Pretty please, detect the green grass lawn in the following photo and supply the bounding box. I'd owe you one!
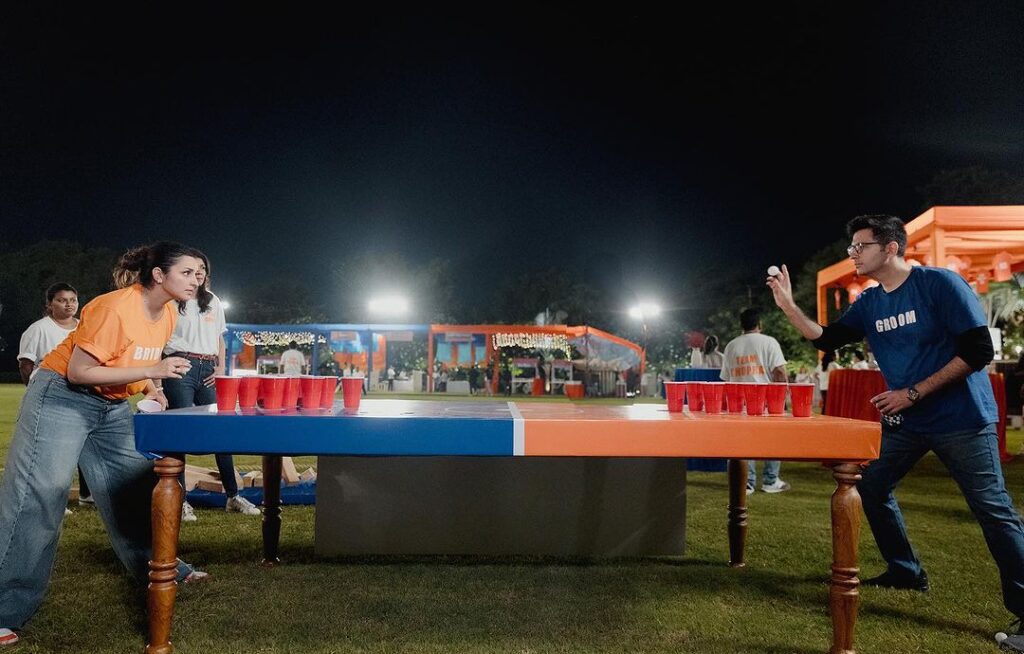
[0,383,1021,653]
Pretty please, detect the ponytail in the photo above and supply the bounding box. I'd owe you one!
[112,241,192,289]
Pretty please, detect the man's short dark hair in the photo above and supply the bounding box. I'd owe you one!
[288,341,298,349]
[740,308,760,331]
[846,214,908,256]
[45,282,77,304]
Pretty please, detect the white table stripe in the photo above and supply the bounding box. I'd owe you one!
[508,402,525,456]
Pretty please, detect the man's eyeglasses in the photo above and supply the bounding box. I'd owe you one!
[847,241,881,256]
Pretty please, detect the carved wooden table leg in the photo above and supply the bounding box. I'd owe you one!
[830,462,863,654]
[262,455,283,566]
[146,455,184,654]
[727,458,748,568]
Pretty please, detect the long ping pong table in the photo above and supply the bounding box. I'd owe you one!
[134,399,880,654]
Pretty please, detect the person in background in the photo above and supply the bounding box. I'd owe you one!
[720,309,790,495]
[162,250,260,522]
[794,365,813,384]
[700,334,724,369]
[817,350,840,413]
[280,341,305,376]
[17,283,88,513]
[0,242,208,648]
[851,349,870,369]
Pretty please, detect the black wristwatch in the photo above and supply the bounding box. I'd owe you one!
[907,386,920,403]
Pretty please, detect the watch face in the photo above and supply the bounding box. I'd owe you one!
[908,388,920,401]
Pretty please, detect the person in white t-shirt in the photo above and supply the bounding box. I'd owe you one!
[851,349,870,369]
[18,283,79,384]
[162,250,261,522]
[280,342,306,376]
[720,308,790,495]
[18,283,88,512]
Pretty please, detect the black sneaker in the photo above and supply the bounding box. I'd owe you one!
[996,617,1024,651]
[862,569,929,592]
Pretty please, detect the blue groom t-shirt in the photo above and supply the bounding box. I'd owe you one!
[836,266,997,432]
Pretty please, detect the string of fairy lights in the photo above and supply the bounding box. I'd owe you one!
[235,331,327,347]
[491,332,570,352]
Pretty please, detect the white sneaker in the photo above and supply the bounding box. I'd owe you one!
[181,501,197,522]
[0,628,18,646]
[78,494,95,506]
[745,484,755,496]
[761,479,792,494]
[64,508,72,517]
[225,495,261,516]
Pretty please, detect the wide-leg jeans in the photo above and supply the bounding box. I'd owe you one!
[0,370,192,629]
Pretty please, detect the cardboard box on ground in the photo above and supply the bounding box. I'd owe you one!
[187,458,313,493]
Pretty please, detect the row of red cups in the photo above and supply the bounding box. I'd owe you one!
[213,375,364,412]
[664,381,815,417]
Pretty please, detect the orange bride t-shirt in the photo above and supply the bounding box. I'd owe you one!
[42,284,177,400]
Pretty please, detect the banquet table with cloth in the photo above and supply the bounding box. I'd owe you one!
[674,367,723,383]
[134,400,880,654]
[826,369,1010,462]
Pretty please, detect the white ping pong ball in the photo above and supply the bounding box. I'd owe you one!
[767,265,781,277]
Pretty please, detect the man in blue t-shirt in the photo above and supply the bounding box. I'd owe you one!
[767,214,1024,649]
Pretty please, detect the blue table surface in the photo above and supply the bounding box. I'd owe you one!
[134,400,518,458]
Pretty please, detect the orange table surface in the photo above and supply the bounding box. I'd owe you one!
[517,403,880,462]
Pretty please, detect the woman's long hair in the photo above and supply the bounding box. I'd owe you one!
[178,248,214,314]
[703,334,719,355]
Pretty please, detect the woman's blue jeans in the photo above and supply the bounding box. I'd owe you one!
[859,423,1024,617]
[162,356,239,496]
[0,370,193,629]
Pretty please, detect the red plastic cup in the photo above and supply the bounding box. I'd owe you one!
[299,376,321,409]
[725,383,745,414]
[766,383,788,415]
[341,376,363,409]
[703,383,725,414]
[319,376,337,409]
[282,376,301,411]
[790,383,814,417]
[260,376,286,411]
[743,383,768,416]
[685,382,704,412]
[664,381,685,413]
[214,376,240,412]
[238,376,260,410]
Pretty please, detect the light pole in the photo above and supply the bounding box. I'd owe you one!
[628,301,661,385]
[366,294,410,393]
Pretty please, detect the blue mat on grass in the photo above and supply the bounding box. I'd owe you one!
[186,480,317,508]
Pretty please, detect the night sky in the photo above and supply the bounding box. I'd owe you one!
[3,5,1023,314]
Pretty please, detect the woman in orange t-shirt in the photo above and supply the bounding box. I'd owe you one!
[0,242,208,647]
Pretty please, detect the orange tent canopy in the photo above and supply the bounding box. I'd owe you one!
[816,206,1024,324]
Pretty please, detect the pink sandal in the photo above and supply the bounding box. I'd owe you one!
[182,569,210,584]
